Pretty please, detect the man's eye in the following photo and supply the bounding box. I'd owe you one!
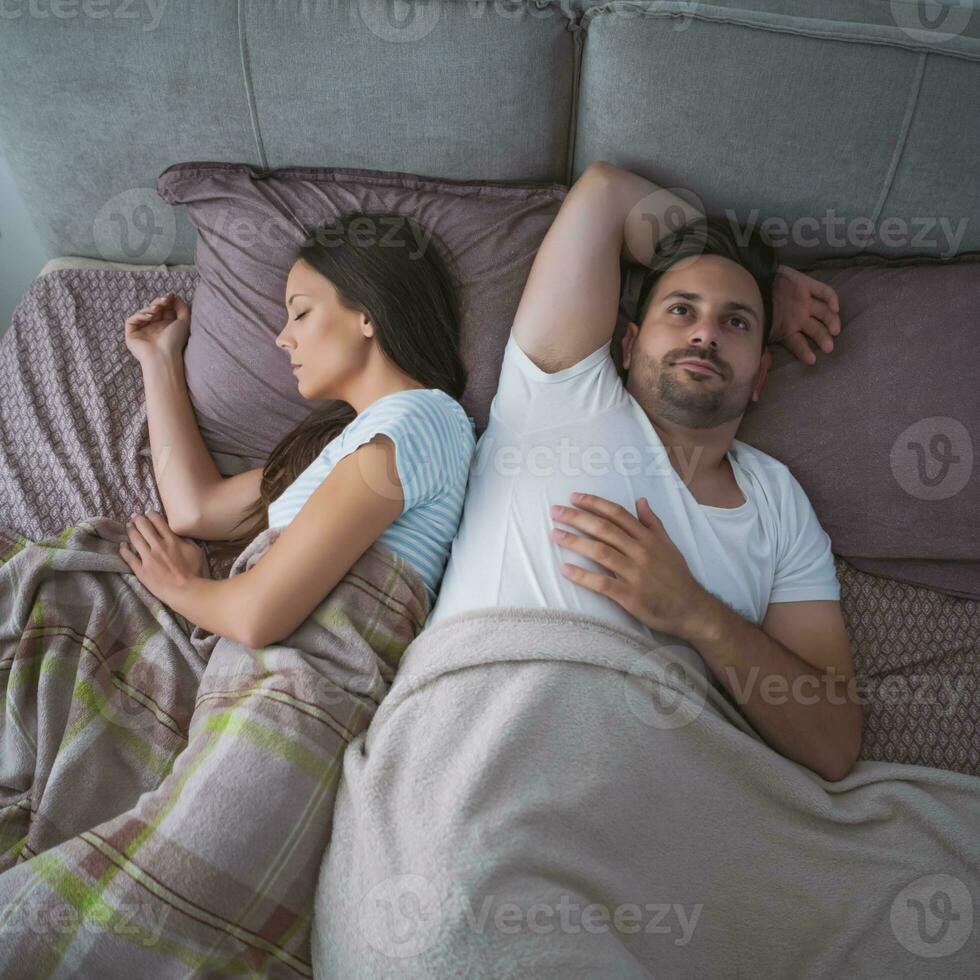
[731,317,749,330]
[668,304,689,316]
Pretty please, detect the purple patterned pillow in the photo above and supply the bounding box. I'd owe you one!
[156,163,565,465]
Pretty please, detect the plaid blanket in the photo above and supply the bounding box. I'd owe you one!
[0,516,430,977]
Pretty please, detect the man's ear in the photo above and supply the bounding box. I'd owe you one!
[622,321,640,371]
[750,348,772,402]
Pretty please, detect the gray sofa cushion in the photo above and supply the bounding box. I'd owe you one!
[573,0,980,260]
[242,0,577,178]
[0,0,577,264]
[156,162,565,462]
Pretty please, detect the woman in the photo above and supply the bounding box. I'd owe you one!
[0,213,476,974]
[120,211,477,643]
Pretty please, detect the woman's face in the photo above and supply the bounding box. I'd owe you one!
[275,258,374,401]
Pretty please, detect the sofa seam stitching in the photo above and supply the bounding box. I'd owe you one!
[580,3,980,65]
[564,18,585,185]
[870,50,927,227]
[237,0,269,171]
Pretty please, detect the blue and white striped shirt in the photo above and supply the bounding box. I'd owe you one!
[267,388,477,603]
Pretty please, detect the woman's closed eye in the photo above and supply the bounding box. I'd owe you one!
[291,311,308,322]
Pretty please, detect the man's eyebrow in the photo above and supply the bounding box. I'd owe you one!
[660,290,760,324]
[287,293,309,305]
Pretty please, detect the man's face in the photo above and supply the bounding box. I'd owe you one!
[622,254,771,430]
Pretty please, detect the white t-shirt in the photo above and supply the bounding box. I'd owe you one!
[427,333,840,639]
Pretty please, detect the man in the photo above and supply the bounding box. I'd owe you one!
[427,161,862,782]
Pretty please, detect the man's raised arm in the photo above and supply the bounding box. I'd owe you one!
[514,161,842,371]
[511,161,703,374]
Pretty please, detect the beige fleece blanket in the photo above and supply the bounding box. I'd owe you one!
[312,607,980,979]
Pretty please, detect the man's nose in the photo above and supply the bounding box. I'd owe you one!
[688,318,722,349]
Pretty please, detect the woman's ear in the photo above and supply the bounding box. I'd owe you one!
[360,313,375,339]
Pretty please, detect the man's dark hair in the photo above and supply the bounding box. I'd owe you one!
[631,214,778,353]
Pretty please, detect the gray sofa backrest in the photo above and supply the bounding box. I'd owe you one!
[1,0,977,264]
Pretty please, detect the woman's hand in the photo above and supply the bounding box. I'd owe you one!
[119,510,210,604]
[124,292,192,368]
[770,265,841,365]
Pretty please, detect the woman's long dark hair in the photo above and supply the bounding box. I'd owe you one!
[209,211,467,569]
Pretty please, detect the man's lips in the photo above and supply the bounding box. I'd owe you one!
[675,358,722,377]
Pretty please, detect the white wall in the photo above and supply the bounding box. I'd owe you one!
[0,152,48,339]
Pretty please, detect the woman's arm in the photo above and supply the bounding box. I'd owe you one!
[140,356,232,531]
[126,293,263,536]
[123,434,405,648]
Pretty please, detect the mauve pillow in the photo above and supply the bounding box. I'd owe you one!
[155,163,565,466]
[734,258,980,600]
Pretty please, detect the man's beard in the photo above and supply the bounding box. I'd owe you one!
[626,351,754,430]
